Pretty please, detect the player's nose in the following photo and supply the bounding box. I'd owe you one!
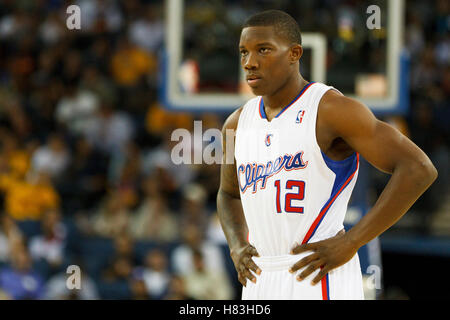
[243,52,259,70]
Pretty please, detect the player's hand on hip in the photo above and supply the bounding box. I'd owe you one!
[289,229,359,286]
[230,244,262,287]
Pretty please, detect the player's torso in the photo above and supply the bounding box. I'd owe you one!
[235,82,359,256]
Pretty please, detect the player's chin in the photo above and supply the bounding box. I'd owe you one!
[248,84,267,96]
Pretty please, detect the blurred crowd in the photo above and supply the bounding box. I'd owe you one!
[0,0,233,300]
[0,0,448,300]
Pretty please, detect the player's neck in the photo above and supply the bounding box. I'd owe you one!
[262,73,308,118]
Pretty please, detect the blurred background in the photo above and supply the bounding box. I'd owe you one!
[0,0,448,300]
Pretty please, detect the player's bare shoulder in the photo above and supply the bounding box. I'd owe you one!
[319,89,359,119]
[222,106,244,133]
[318,88,377,137]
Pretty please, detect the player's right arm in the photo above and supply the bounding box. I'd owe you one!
[217,107,261,287]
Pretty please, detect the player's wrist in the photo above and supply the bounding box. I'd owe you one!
[230,239,249,253]
[343,230,364,252]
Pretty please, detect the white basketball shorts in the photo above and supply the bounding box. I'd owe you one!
[241,252,364,300]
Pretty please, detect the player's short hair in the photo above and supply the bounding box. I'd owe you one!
[242,10,302,45]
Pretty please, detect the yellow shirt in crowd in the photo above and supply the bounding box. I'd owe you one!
[0,175,59,220]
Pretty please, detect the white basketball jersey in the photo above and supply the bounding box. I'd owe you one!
[235,82,359,257]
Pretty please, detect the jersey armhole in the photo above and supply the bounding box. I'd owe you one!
[312,86,347,176]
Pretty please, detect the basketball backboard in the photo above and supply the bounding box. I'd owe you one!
[161,0,407,116]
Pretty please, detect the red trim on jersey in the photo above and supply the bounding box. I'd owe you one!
[321,279,327,300]
[321,273,329,300]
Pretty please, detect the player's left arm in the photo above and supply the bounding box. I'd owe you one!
[290,90,438,285]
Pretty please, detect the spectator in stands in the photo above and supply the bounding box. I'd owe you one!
[57,136,109,213]
[79,65,117,110]
[84,103,135,156]
[183,249,232,300]
[85,36,112,75]
[38,11,65,46]
[99,256,133,300]
[87,232,136,287]
[110,34,156,88]
[61,49,83,84]
[206,211,228,246]
[411,46,439,91]
[171,223,227,277]
[31,132,70,181]
[55,79,100,138]
[128,265,151,300]
[163,274,194,300]
[129,174,178,242]
[141,248,171,300]
[97,232,147,300]
[29,208,67,273]
[128,3,164,54]
[89,190,132,238]
[107,141,141,208]
[0,213,24,265]
[0,243,45,299]
[2,97,33,143]
[179,183,210,234]
[0,131,30,180]
[112,232,137,265]
[3,169,59,221]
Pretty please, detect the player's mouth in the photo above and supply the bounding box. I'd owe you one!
[246,74,262,86]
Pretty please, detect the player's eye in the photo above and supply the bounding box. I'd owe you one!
[259,47,271,54]
[240,50,248,57]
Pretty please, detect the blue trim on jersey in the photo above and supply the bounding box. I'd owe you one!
[321,152,358,196]
[259,82,315,119]
[305,152,358,242]
[259,98,267,119]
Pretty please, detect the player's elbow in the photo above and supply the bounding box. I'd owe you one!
[408,157,438,189]
[217,188,240,202]
[425,161,438,185]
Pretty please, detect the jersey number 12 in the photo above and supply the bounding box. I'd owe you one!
[274,180,305,214]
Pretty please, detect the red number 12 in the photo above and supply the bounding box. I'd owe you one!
[274,180,305,214]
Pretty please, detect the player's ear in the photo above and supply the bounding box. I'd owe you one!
[289,44,303,64]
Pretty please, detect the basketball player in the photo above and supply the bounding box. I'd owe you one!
[217,10,437,300]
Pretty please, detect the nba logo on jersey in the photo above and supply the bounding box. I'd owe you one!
[295,110,305,124]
